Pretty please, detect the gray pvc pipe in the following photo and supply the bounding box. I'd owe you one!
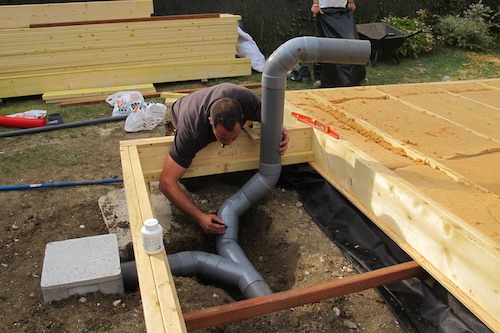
[168,251,272,298]
[121,252,272,298]
[0,115,127,138]
[214,37,370,297]
[260,37,370,167]
[159,37,370,299]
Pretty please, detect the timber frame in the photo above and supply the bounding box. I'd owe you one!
[120,126,424,332]
[120,126,315,332]
[120,99,498,331]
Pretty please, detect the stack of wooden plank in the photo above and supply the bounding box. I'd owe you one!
[42,84,158,104]
[0,1,251,99]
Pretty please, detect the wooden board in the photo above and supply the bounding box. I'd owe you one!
[42,84,157,104]
[284,79,500,332]
[120,145,187,333]
[183,261,424,330]
[0,0,153,29]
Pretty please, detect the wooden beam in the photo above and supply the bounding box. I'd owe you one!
[0,0,153,29]
[30,13,220,28]
[0,58,251,99]
[120,126,314,182]
[183,261,424,331]
[308,133,500,332]
[120,145,187,333]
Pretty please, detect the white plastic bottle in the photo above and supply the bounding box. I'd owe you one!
[141,218,164,255]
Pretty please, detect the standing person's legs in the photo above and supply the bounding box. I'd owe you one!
[314,16,326,87]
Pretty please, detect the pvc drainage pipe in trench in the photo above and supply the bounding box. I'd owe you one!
[214,37,371,297]
[119,37,371,299]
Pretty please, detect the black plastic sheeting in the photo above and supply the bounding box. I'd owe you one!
[278,164,492,333]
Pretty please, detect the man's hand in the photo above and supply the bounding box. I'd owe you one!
[311,4,323,17]
[160,155,226,235]
[279,127,289,156]
[198,214,226,235]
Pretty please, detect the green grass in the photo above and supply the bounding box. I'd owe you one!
[364,44,500,85]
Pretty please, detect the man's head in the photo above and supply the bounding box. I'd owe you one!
[209,98,244,146]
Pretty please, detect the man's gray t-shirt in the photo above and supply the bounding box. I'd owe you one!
[170,83,261,169]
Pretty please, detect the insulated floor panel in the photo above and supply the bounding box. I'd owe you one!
[284,78,500,332]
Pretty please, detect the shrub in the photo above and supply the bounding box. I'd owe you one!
[465,0,499,31]
[434,1,497,50]
[435,16,493,50]
[382,10,435,58]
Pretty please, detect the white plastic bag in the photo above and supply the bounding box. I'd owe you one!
[237,27,266,72]
[7,110,47,119]
[106,91,144,117]
[124,102,167,132]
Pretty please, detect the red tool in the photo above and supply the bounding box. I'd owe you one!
[0,115,46,129]
[291,112,339,139]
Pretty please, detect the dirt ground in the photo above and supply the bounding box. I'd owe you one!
[0,109,406,332]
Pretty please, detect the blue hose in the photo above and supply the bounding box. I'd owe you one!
[0,178,123,191]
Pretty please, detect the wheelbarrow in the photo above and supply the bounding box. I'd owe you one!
[356,22,426,67]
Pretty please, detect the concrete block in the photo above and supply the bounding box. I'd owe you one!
[40,233,124,302]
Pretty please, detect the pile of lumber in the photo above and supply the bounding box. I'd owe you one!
[42,84,158,104]
[0,0,251,99]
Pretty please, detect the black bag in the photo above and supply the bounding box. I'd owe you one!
[316,8,366,88]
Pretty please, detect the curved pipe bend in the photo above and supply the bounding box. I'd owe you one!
[216,36,370,295]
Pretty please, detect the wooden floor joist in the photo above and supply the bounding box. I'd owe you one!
[183,261,424,331]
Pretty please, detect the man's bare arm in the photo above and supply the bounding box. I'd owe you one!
[159,155,226,234]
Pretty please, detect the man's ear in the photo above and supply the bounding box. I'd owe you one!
[208,117,213,125]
